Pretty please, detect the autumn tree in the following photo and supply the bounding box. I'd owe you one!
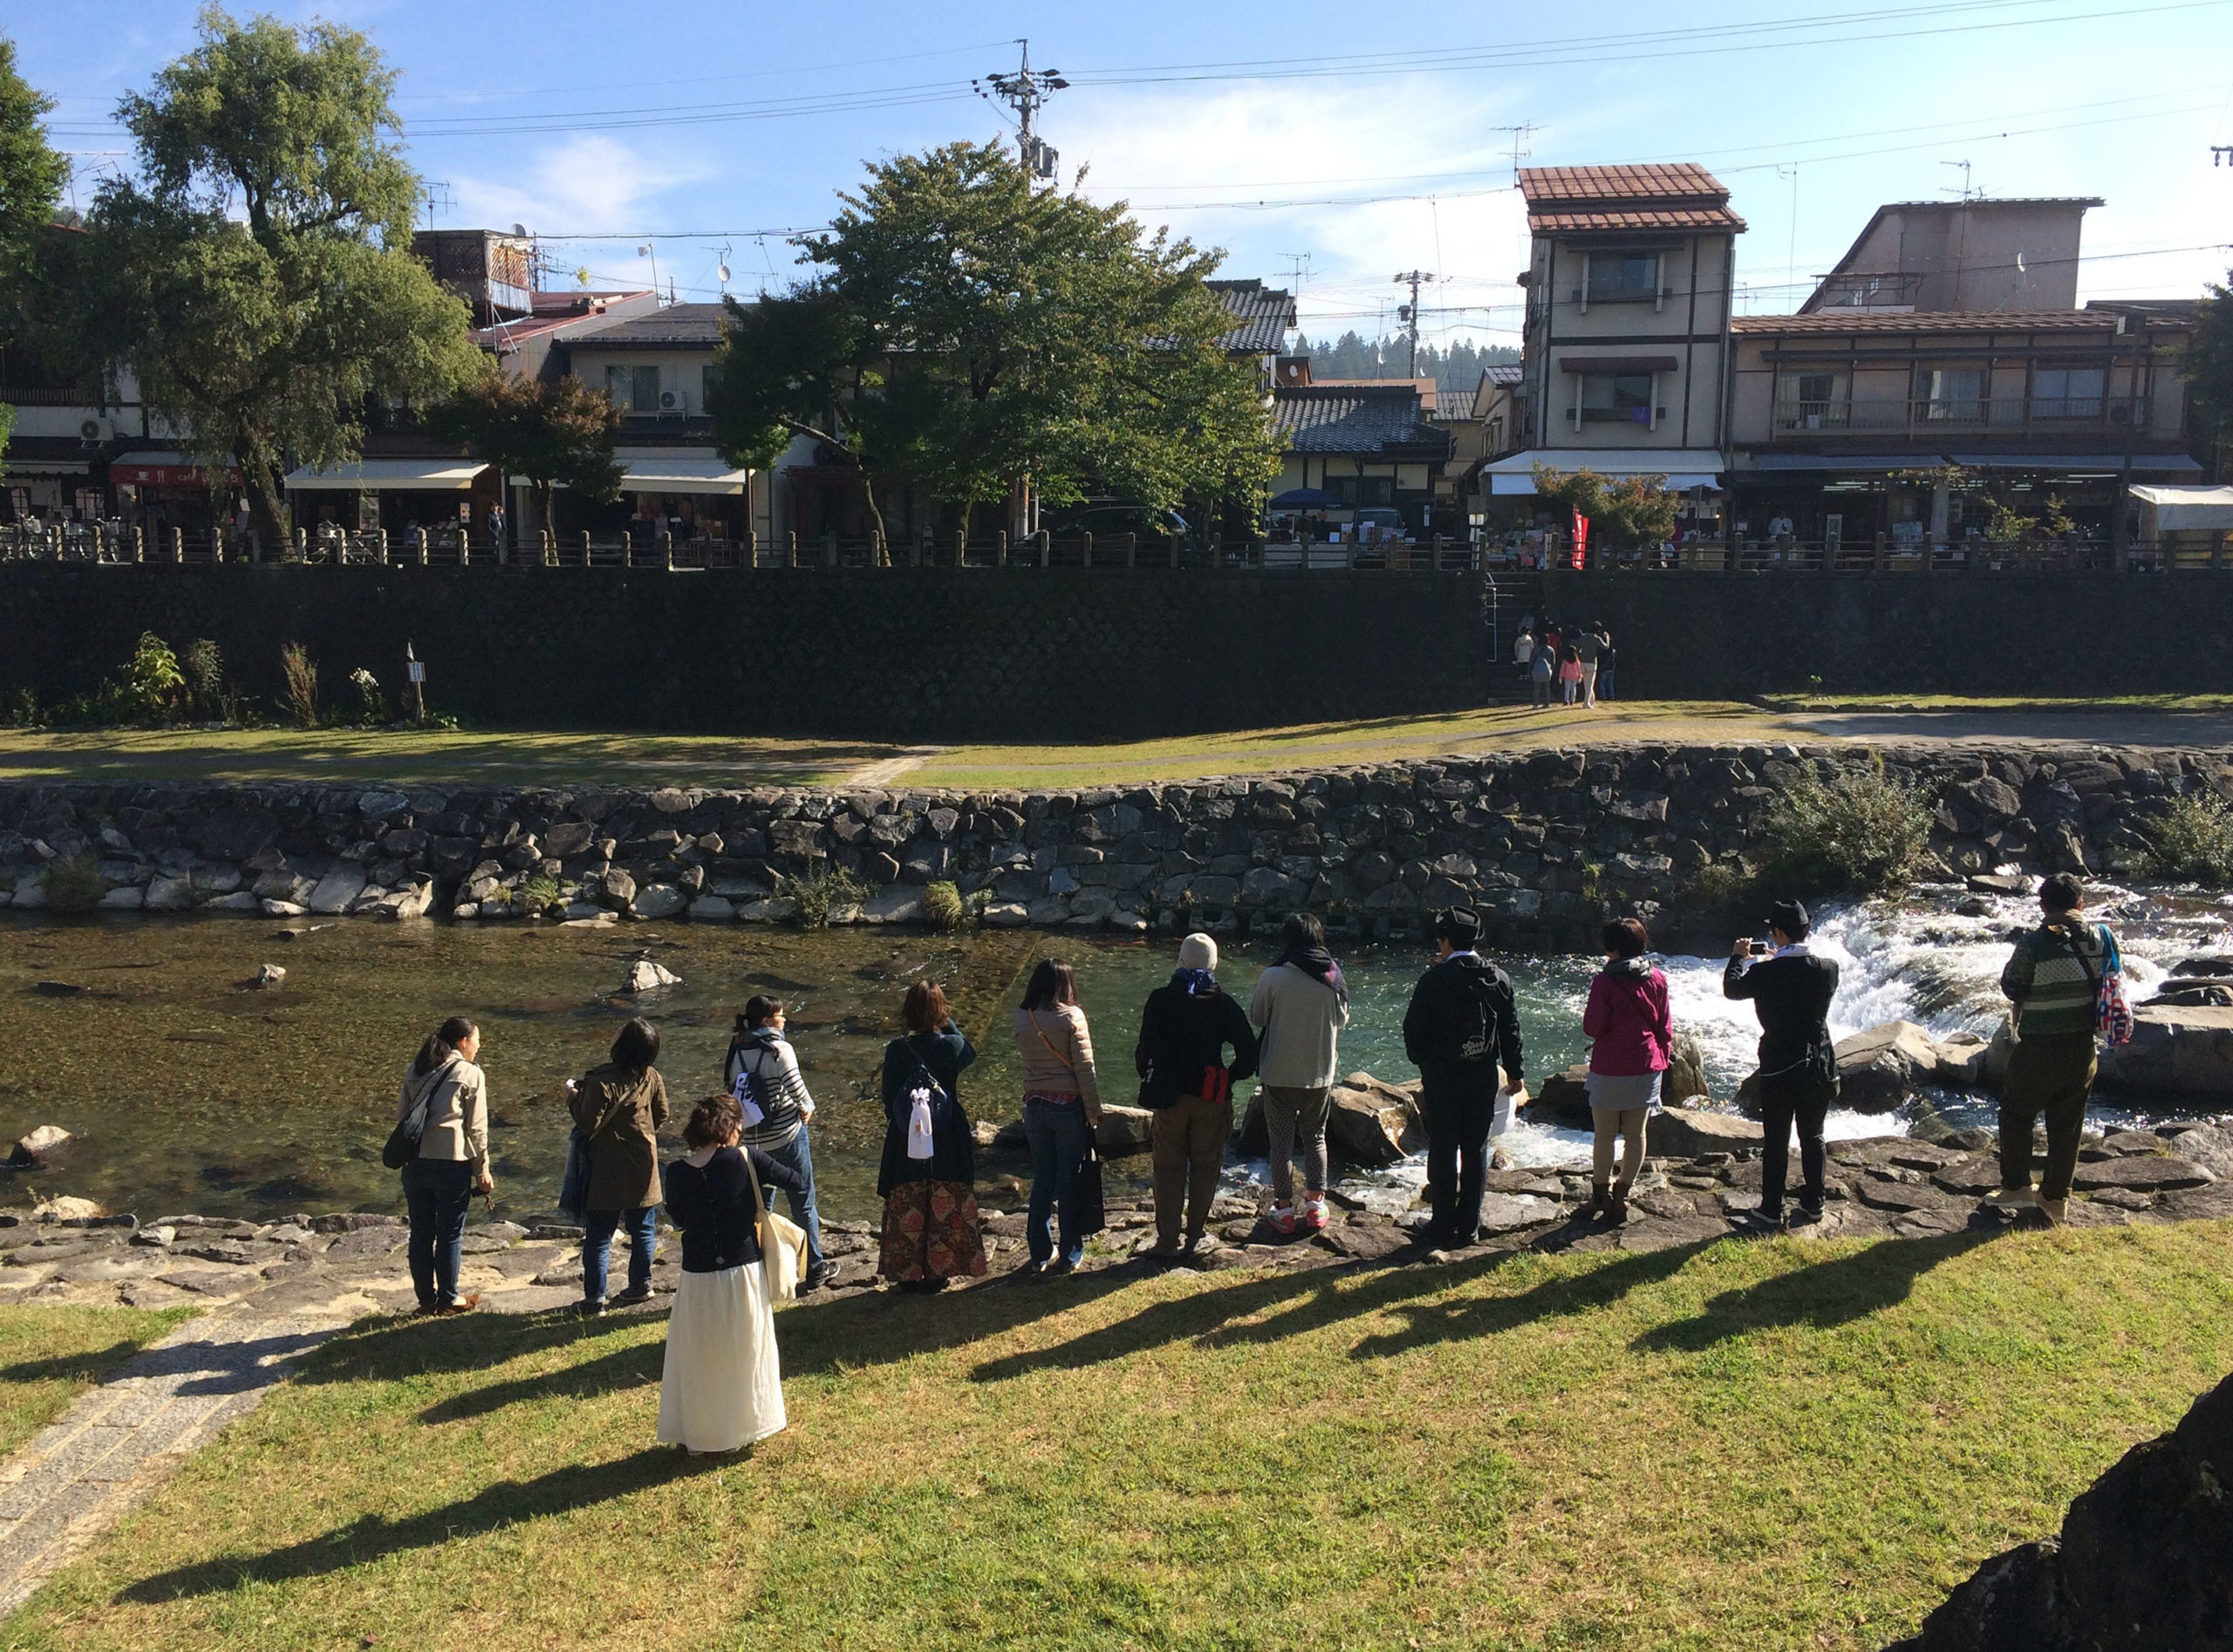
[423,371,623,545]
[72,8,480,549]
[1529,465,1679,552]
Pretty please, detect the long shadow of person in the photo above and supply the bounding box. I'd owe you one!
[1631,1225,2000,1355]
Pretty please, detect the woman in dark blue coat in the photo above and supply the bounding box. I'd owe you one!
[876,981,987,1290]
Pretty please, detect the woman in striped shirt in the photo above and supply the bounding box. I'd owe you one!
[723,995,836,1292]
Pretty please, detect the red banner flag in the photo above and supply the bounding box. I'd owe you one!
[1570,509,1588,570]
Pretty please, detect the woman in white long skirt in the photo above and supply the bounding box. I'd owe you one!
[658,1095,804,1453]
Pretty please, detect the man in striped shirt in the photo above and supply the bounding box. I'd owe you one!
[1994,874,2114,1225]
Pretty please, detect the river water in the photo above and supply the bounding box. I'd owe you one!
[2,879,2224,1224]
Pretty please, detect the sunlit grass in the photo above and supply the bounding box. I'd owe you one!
[0,1307,193,1460]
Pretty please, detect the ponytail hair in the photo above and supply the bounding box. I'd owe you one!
[740,994,782,1033]
[413,1015,477,1076]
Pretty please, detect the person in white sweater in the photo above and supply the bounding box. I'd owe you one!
[1249,913,1352,1235]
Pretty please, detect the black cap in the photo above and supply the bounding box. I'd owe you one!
[1437,906,1483,945]
[1765,898,1810,938]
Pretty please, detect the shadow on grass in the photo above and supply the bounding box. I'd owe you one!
[418,1335,663,1423]
[115,1448,720,1602]
[1631,1225,2000,1353]
[0,1341,150,1386]
[290,1304,641,1387]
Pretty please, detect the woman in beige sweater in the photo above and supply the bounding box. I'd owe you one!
[396,1015,493,1315]
[1011,959,1103,1274]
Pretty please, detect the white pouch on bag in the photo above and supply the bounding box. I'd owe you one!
[905,1087,936,1159]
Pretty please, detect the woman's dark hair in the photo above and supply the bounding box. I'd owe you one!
[611,1016,660,1074]
[902,981,949,1034]
[683,1094,742,1149]
[2041,872,2085,915]
[1602,917,1650,959]
[1021,959,1077,1013]
[1562,643,1580,662]
[1280,911,1326,955]
[738,995,782,1033]
[412,1016,477,1076]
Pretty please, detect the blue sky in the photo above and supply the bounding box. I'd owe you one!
[22,1,2233,348]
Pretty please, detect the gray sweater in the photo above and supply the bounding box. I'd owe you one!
[1249,964,1351,1089]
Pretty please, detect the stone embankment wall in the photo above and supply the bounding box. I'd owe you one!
[3,741,2223,947]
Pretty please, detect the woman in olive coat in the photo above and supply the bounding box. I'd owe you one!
[568,1017,670,1314]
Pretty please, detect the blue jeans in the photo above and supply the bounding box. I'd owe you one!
[1023,1096,1091,1266]
[401,1157,475,1307]
[582,1205,656,1303]
[754,1129,825,1269]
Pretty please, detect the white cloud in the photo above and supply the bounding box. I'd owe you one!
[447,134,710,236]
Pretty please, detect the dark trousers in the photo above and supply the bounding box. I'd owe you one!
[1023,1096,1091,1266]
[1422,1085,1496,1246]
[1998,1031,2097,1201]
[401,1157,475,1307]
[1759,1081,1834,1218]
[582,1205,657,1303]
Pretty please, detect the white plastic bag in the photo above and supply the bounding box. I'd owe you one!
[905,1087,936,1159]
[1490,1082,1526,1138]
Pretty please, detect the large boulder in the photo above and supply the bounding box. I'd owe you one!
[1665,1033,1710,1107]
[1649,1107,1763,1157]
[2097,1004,2233,1100]
[1521,1063,1593,1129]
[1231,1081,1417,1168]
[1892,1371,2233,1652]
[1834,1021,1943,1114]
[629,883,688,920]
[1095,1105,1155,1157]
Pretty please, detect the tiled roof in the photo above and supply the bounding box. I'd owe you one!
[1483,363,1525,386]
[2086,298,2199,327]
[563,303,728,349]
[1519,162,1744,235]
[1434,386,1476,420]
[1732,310,2119,335]
[1209,278,1297,354]
[1274,384,1452,457]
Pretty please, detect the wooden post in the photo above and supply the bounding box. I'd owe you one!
[1431,530,1444,571]
[1038,528,1050,567]
[1081,530,1093,570]
[742,529,756,570]
[823,529,837,570]
[170,527,185,563]
[659,530,674,570]
[1124,531,1137,570]
[1874,531,1888,574]
[996,530,1009,567]
[785,531,797,570]
[1168,534,1178,570]
[294,527,307,563]
[580,529,592,565]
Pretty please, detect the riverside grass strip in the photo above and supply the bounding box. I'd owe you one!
[0,1309,188,1464]
[3,1222,2230,1651]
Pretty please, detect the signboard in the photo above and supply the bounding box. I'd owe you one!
[110,462,242,488]
[1570,509,1589,570]
[406,662,427,685]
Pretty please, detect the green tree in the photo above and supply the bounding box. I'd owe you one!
[0,34,70,463]
[709,141,1277,549]
[423,370,622,543]
[2183,276,2233,480]
[72,8,480,550]
[1530,465,1679,552]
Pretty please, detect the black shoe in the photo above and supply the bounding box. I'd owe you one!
[577,1298,607,1318]
[801,1260,838,1293]
[611,1284,652,1307]
[1788,1205,1824,1228]
[1738,1207,1785,1234]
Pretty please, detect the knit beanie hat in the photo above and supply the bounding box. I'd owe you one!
[1177,932,1219,973]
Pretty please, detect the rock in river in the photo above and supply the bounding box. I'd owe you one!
[622,956,680,993]
[1834,1021,1942,1113]
[2096,1003,2233,1100]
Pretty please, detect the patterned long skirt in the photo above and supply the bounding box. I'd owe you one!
[879,1179,989,1284]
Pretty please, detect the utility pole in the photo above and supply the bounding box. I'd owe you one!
[1393,270,1437,379]
[977,40,1069,182]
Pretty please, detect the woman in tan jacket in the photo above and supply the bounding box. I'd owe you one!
[1011,959,1103,1275]
[398,1015,493,1315]
[567,1017,669,1314]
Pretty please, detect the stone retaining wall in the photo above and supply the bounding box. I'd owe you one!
[5,740,2225,949]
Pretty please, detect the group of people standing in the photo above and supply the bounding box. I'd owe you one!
[384,872,2121,1455]
[1513,616,1616,708]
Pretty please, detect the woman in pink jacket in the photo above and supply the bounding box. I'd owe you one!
[1581,917,1674,1223]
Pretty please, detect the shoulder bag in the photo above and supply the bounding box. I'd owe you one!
[742,1150,806,1300]
[1029,1014,1107,1238]
[383,1064,444,1171]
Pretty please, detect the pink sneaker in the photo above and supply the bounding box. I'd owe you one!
[1268,1206,1297,1236]
[1302,1200,1330,1232]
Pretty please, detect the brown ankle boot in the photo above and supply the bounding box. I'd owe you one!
[1583,1184,1610,1220]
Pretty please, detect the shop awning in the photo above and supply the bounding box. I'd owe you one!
[1950,452,2204,474]
[284,460,488,490]
[1485,448,1723,495]
[613,458,751,495]
[1736,453,1947,472]
[2130,484,2233,531]
[2,455,90,475]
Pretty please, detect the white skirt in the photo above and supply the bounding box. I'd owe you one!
[656,1262,787,1453]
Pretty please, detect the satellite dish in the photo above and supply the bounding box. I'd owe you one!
[717,263,731,284]
[511,222,528,236]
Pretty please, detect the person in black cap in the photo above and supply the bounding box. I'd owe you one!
[1723,898,1841,1232]
[1402,908,1526,1252]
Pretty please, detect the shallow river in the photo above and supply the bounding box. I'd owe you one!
[2,877,2225,1224]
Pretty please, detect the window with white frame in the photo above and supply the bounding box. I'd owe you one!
[2032,365,2106,419]
[1915,366,1986,421]
[1586,252,1661,304]
[1578,372,1655,425]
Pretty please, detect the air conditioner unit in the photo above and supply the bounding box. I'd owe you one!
[659,389,685,412]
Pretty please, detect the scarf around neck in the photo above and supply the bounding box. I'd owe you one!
[1171,966,1219,997]
[1275,943,1349,1007]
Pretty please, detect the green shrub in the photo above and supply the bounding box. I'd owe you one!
[2146,791,2233,884]
[123,632,184,720]
[923,880,968,932]
[1681,858,1760,915]
[40,854,106,912]
[348,667,386,728]
[182,638,225,719]
[521,873,563,908]
[4,687,37,727]
[279,642,319,728]
[1761,756,1935,895]
[776,866,870,929]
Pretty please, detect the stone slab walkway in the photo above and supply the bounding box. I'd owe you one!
[0,1313,345,1614]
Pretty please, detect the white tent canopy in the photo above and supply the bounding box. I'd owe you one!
[284,460,488,491]
[2129,484,2233,533]
[611,457,750,495]
[1485,448,1723,495]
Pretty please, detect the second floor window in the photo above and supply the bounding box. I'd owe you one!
[1587,252,1661,304]
[1579,372,1655,424]
[1915,367,1985,421]
[607,364,662,412]
[2032,366,2105,419]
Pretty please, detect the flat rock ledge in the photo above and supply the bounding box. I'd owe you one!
[2,1122,2223,1323]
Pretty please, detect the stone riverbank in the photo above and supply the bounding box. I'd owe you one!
[4,741,2227,950]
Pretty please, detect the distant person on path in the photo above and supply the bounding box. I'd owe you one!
[1582,918,1673,1224]
[1137,933,1259,1259]
[1012,959,1104,1275]
[397,1015,492,1315]
[1249,912,1353,1236]
[1530,635,1556,707]
[1577,623,1602,708]
[1994,873,2118,1225]
[657,1095,804,1454]
[1403,908,1526,1253]
[569,1017,671,1314]
[1595,624,1618,702]
[1559,643,1584,707]
[1512,625,1536,683]
[877,983,987,1290]
[1724,900,1840,1232]
[724,996,836,1293]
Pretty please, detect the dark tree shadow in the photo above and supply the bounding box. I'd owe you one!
[116,1450,721,1602]
[290,1307,624,1387]
[1632,1225,2000,1354]
[0,1341,152,1386]
[418,1338,662,1423]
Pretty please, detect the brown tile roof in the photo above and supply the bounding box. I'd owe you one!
[1731,310,2119,335]
[1528,207,1745,233]
[1519,163,1743,234]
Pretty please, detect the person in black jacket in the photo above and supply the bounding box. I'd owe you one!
[1136,932,1260,1259]
[1402,908,1526,1251]
[1724,898,1842,1232]
[876,981,987,1290]
[658,1095,806,1454]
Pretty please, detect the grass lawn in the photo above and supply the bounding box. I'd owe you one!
[4,1222,2230,1651]
[0,1306,192,1461]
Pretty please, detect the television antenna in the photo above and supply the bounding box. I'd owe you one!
[1940,160,1980,201]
